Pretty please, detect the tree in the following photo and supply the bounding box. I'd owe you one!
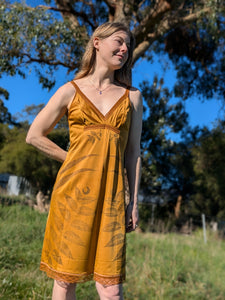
[190,122,225,220]
[1,0,224,216]
[0,123,69,194]
[139,77,216,227]
[0,87,18,125]
[140,76,194,226]
[141,76,189,194]
[0,0,224,99]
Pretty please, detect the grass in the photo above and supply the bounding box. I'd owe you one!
[1,205,225,299]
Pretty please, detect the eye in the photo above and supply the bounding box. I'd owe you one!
[115,39,122,45]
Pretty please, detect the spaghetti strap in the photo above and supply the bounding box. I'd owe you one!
[125,87,130,97]
[70,80,78,90]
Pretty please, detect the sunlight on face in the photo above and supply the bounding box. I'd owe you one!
[110,31,131,51]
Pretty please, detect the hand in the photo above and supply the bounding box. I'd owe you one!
[125,202,139,233]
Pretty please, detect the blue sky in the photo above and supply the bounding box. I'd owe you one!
[1,56,223,140]
[2,1,223,137]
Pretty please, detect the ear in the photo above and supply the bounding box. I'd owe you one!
[93,37,100,50]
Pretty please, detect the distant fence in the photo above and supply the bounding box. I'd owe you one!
[138,201,225,240]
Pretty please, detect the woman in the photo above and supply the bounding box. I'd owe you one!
[26,22,142,300]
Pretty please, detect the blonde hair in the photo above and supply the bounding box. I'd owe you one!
[75,22,135,86]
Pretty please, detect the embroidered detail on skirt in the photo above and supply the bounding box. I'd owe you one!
[40,262,125,285]
[93,272,125,286]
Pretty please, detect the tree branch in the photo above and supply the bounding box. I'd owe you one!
[53,0,96,30]
[133,41,151,63]
[103,0,116,21]
[54,0,79,27]
[133,5,211,63]
[114,0,127,24]
[104,0,116,6]
[37,3,96,28]
[7,50,79,70]
[53,0,91,44]
[38,1,97,27]
[133,0,172,45]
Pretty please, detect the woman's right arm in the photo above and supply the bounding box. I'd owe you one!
[26,82,75,163]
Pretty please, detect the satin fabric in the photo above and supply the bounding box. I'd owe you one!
[40,81,131,285]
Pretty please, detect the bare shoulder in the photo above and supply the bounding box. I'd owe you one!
[56,81,76,103]
[47,81,76,110]
[128,87,143,110]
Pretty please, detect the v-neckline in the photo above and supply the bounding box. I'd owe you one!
[71,81,128,120]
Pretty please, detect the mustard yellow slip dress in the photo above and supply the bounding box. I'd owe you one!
[40,81,131,285]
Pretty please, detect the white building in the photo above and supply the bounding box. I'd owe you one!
[0,173,34,196]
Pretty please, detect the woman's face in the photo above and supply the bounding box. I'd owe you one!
[94,30,130,70]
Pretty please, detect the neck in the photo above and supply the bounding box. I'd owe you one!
[88,66,115,89]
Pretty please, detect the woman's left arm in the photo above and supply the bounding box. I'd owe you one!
[125,88,143,232]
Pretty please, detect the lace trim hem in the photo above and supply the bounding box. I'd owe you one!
[40,262,125,285]
[93,272,125,286]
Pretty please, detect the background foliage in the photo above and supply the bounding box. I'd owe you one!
[1,0,225,224]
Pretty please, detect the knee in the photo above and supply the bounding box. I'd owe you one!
[96,282,123,300]
[55,280,76,289]
[52,280,76,298]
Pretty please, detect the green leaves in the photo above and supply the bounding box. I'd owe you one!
[191,123,225,219]
[0,87,17,125]
[0,123,69,194]
[0,2,86,89]
[139,76,200,222]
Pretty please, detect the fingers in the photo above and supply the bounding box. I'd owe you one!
[125,202,139,233]
[125,204,132,228]
[126,219,133,233]
[132,222,139,231]
[126,218,139,233]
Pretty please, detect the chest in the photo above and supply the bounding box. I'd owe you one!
[78,87,127,117]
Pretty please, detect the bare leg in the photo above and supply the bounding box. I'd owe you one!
[52,280,77,300]
[95,282,124,300]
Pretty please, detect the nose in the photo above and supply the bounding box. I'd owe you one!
[121,42,128,53]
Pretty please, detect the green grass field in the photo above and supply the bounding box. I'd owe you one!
[1,205,225,299]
